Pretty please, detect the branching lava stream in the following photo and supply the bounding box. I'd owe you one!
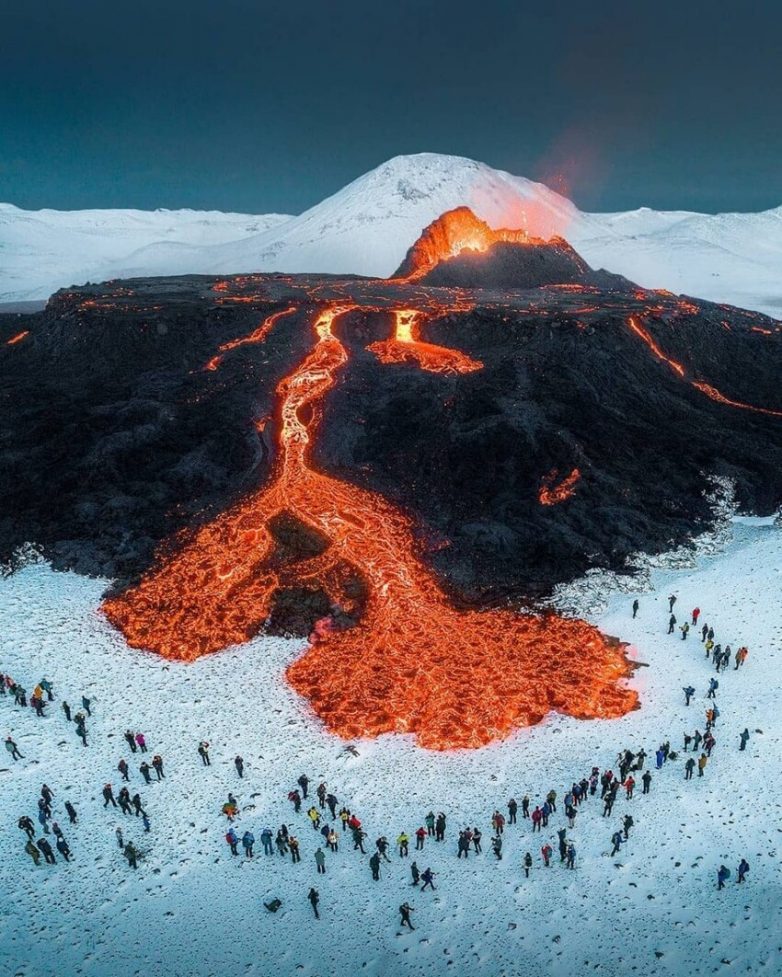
[103,304,638,750]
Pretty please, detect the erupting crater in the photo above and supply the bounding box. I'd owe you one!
[102,301,638,750]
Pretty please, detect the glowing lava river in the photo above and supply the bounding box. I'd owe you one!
[102,303,638,750]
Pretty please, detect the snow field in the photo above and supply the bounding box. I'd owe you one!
[0,519,780,976]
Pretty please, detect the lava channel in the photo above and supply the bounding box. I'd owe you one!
[103,304,638,750]
[368,309,483,374]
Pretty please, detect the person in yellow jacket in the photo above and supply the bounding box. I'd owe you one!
[397,832,409,857]
[308,806,321,830]
[697,753,708,777]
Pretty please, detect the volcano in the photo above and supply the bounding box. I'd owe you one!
[2,211,781,747]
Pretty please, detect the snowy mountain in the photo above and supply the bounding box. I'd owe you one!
[0,204,290,304]
[2,154,781,317]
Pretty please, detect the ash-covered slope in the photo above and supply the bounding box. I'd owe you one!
[1,264,780,615]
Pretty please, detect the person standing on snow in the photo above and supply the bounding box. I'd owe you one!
[62,701,72,722]
[118,758,130,782]
[610,831,623,856]
[642,771,652,794]
[739,728,750,751]
[707,678,718,699]
[680,622,690,640]
[411,861,420,886]
[668,614,677,635]
[369,852,381,881]
[691,607,700,625]
[124,730,137,752]
[541,843,552,866]
[632,599,639,618]
[242,831,255,858]
[698,753,708,777]
[668,595,677,613]
[314,847,326,874]
[308,887,320,919]
[717,864,730,889]
[737,858,749,883]
[197,741,210,765]
[683,686,695,706]
[234,755,244,778]
[65,801,77,824]
[566,844,576,869]
[297,774,309,798]
[124,842,138,869]
[523,852,533,877]
[5,736,23,761]
[399,902,415,929]
[415,826,426,851]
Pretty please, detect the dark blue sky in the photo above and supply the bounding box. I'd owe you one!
[2,0,780,214]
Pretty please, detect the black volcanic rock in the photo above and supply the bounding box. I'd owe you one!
[1,270,781,615]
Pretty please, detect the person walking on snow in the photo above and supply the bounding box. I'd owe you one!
[668,614,677,635]
[242,831,255,858]
[297,774,309,798]
[739,728,750,751]
[698,753,708,777]
[541,843,552,866]
[81,695,92,716]
[668,594,677,612]
[707,678,718,699]
[632,599,639,618]
[308,887,320,919]
[103,784,117,808]
[717,864,730,889]
[152,755,164,779]
[566,844,576,869]
[523,852,533,877]
[124,842,138,869]
[124,730,137,752]
[135,732,146,753]
[691,607,700,624]
[642,771,652,794]
[397,832,409,857]
[118,758,130,782]
[611,831,623,856]
[198,741,210,765]
[411,861,420,886]
[680,622,690,640]
[421,867,436,890]
[62,701,71,722]
[399,902,415,929]
[369,852,381,881]
[140,762,152,784]
[683,685,695,706]
[234,755,244,778]
[415,826,426,850]
[5,736,23,760]
[315,847,326,874]
[65,801,77,824]
[737,858,749,883]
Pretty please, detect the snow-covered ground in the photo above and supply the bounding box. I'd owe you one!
[3,154,781,318]
[0,519,779,977]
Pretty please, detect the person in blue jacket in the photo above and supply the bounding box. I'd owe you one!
[242,830,255,858]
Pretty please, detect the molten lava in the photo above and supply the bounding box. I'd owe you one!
[539,468,581,506]
[368,309,483,375]
[394,207,537,281]
[204,306,296,371]
[5,331,29,346]
[102,302,637,750]
[627,317,782,418]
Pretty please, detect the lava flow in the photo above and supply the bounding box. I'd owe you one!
[627,317,782,418]
[5,330,29,346]
[539,468,581,505]
[368,309,483,374]
[102,302,637,750]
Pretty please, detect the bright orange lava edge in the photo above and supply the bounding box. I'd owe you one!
[102,304,638,750]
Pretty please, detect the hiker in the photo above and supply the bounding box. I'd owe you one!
[623,814,634,839]
[307,806,320,831]
[234,755,244,778]
[683,685,695,706]
[103,784,117,808]
[65,801,77,824]
[37,837,56,865]
[411,861,420,886]
[492,810,505,834]
[124,842,138,869]
[680,622,690,640]
[56,837,72,862]
[472,827,482,854]
[739,728,750,751]
[326,793,338,819]
[18,815,35,840]
[275,830,288,857]
[624,776,635,799]
[288,789,302,813]
[289,835,300,862]
[508,798,518,824]
[25,840,41,865]
[81,695,92,717]
[425,811,435,836]
[297,774,309,798]
[611,831,623,856]
[261,827,274,855]
[316,782,327,808]
[642,771,652,794]
[435,813,446,842]
[142,813,151,833]
[308,887,320,919]
[62,701,72,722]
[684,757,696,780]
[152,755,164,779]
[668,614,676,635]
[315,847,326,874]
[399,902,415,930]
[698,753,708,777]
[655,749,664,770]
[701,623,708,642]
[369,852,381,881]
[74,715,88,747]
[691,607,700,625]
[457,831,470,859]
[415,826,426,850]
[131,793,144,816]
[566,844,576,869]
[198,741,210,765]
[531,807,542,831]
[118,758,130,782]
[376,836,391,862]
[707,678,718,699]
[352,825,366,853]
[523,852,532,877]
[737,858,749,883]
[717,864,730,890]
[522,796,530,818]
[397,832,409,857]
[124,730,137,752]
[420,867,436,890]
[5,736,23,760]
[222,799,238,821]
[242,831,255,858]
[327,828,338,853]
[735,647,748,669]
[116,827,124,849]
[632,599,639,618]
[140,762,152,784]
[541,843,552,866]
[491,835,502,860]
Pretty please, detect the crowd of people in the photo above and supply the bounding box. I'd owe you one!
[3,589,756,929]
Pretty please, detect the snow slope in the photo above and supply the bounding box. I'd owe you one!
[0,204,290,303]
[2,154,781,315]
[0,519,779,977]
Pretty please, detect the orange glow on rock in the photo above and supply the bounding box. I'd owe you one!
[102,302,637,750]
[395,207,537,281]
[368,309,483,375]
[539,468,581,505]
[627,317,782,419]
[5,330,29,346]
[203,306,296,372]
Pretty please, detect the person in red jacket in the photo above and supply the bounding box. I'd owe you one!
[541,843,552,866]
[692,607,701,625]
[624,775,635,799]
[415,826,426,851]
[531,807,542,832]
